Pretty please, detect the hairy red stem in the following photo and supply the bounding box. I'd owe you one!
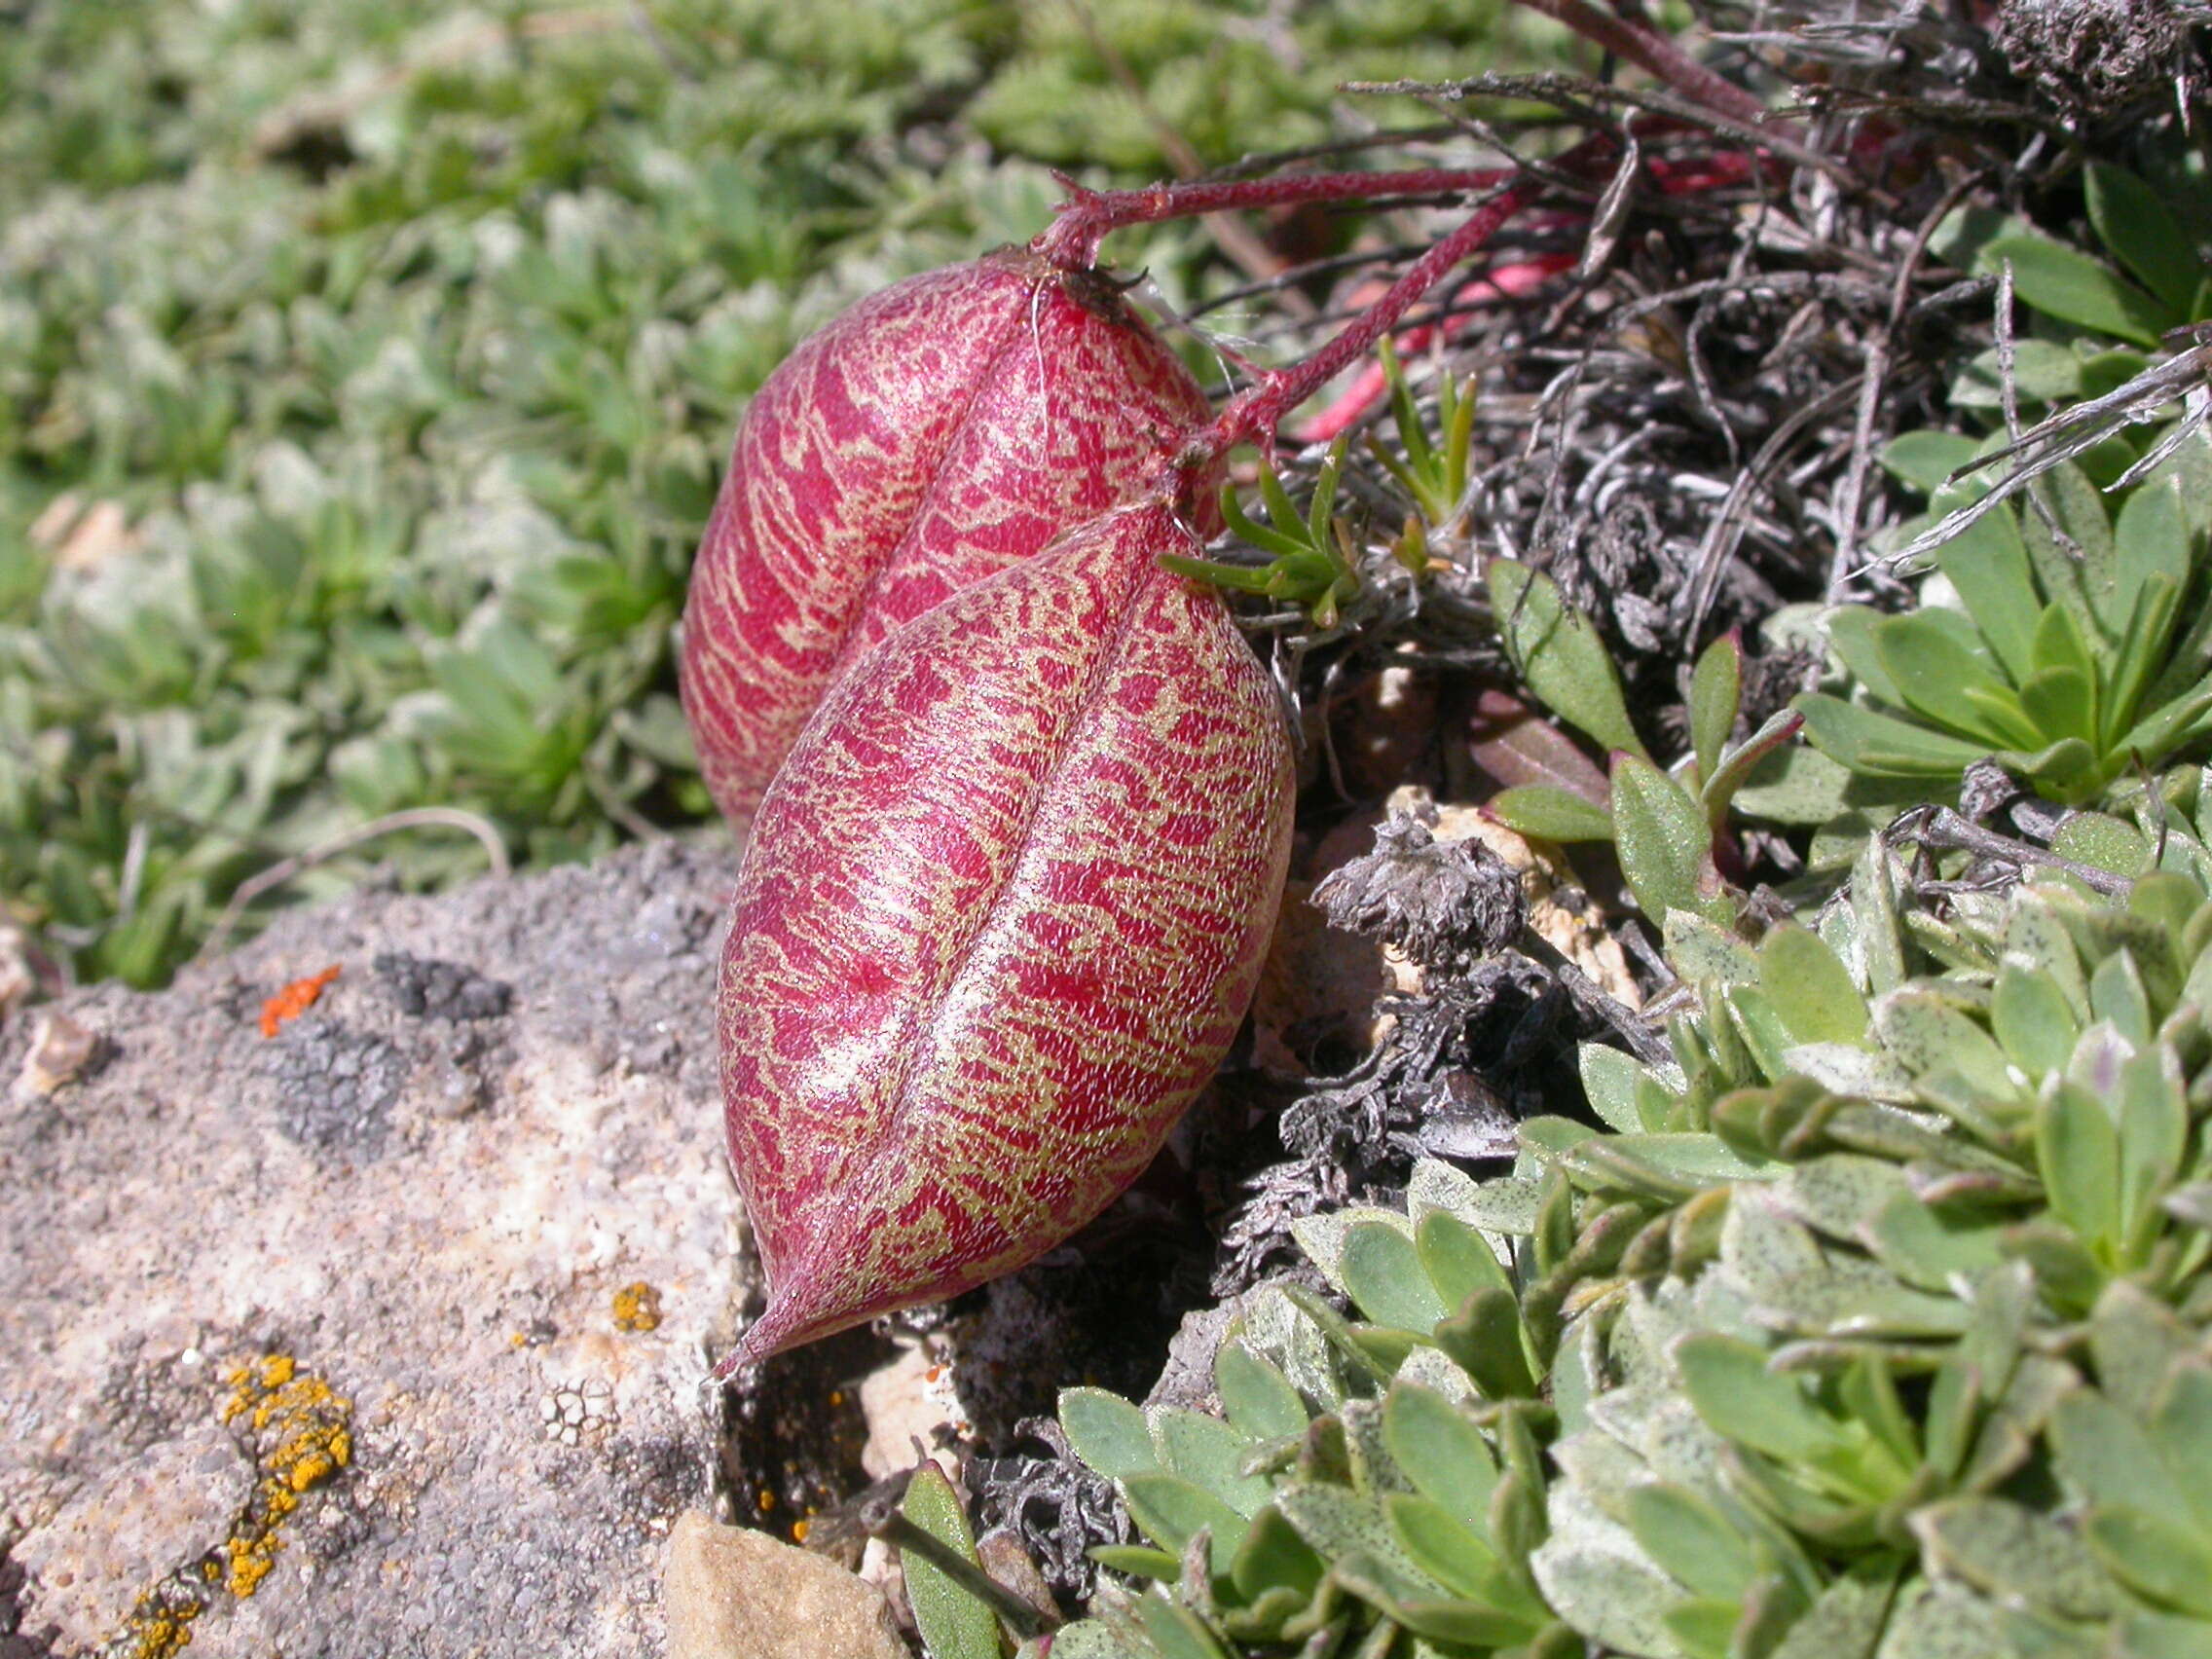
[1033,165,1518,269]
[1509,0,1774,130]
[1184,177,1543,465]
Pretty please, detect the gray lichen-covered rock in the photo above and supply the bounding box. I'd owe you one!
[0,838,755,1658]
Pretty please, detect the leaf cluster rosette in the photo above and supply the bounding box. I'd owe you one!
[982,826,2212,1659]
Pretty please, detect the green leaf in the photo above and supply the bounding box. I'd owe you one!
[1123,1472,1249,1569]
[1154,1409,1272,1518]
[1674,1332,1833,1462]
[902,1465,1003,1659]
[1989,963,2080,1077]
[2085,1506,2212,1617]
[1689,631,1742,785]
[2037,1080,2121,1252]
[1933,507,2040,683]
[1341,1220,1453,1335]
[1873,611,2038,750]
[2085,163,2204,317]
[1384,1493,1502,1600]
[1980,232,2173,348]
[1579,1044,1652,1133]
[1490,558,1648,761]
[1913,1497,2120,1621]
[1488,784,1616,843]
[1884,431,1985,493]
[1794,694,1991,778]
[1215,1343,1309,1445]
[1382,1383,1500,1530]
[1612,754,1729,927]
[1416,1209,1514,1311]
[1625,1483,1759,1602]
[1757,924,1868,1046]
[1063,1388,1159,1482]
[1133,1597,1233,1659]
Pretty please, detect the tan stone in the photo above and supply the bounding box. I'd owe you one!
[664,1511,909,1659]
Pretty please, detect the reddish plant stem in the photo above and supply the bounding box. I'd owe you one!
[1508,0,1774,131]
[1032,165,1518,270]
[1180,175,1548,470]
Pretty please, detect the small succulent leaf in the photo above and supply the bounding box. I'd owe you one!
[1416,1209,1515,1310]
[1408,1161,1546,1235]
[1673,1333,1832,1463]
[2116,1048,2188,1255]
[1580,1043,1650,1133]
[1065,1388,1161,1482]
[1088,1545,1181,1582]
[2015,665,2096,747]
[1123,1473,1250,1570]
[1757,925,1870,1046]
[1884,431,1985,493]
[1728,742,1862,827]
[1530,1499,1688,1659]
[2119,1611,2212,1659]
[2084,163,2203,316]
[1773,1155,1911,1242]
[2083,1506,2212,1618]
[1871,612,2035,749]
[1793,694,1994,777]
[1990,963,2081,1078]
[901,1465,1003,1659]
[2088,950,2155,1046]
[1153,1410,1274,1519]
[1277,1287,1396,1392]
[1912,1497,2120,1621]
[2087,1282,2196,1419]
[1664,910,1761,985]
[1862,1191,2005,1290]
[1624,1483,1759,1602]
[2151,1367,2212,1531]
[1981,232,2172,347]
[1489,784,1618,843]
[1932,508,2042,683]
[1561,1133,1771,1202]
[2037,1080,2122,1251]
[1133,1596,1235,1659]
[1868,1577,2012,1659]
[2050,1389,2195,1532]
[1490,558,1650,761]
[1825,608,1908,705]
[1215,1342,1311,1445]
[1435,1287,1539,1401]
[1768,1555,1901,1659]
[1689,632,1742,785]
[1872,992,2017,1100]
[1227,1505,1326,1604]
[1338,1220,1454,1336]
[1382,1382,1501,1530]
[1853,838,1912,998]
[2004,895,2090,1014]
[1041,1619,1153,1659]
[1293,1207,1414,1298]
[1383,1491,1503,1600]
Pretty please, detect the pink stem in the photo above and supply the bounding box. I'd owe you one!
[1181,178,1544,469]
[1510,0,1774,131]
[1032,165,1521,270]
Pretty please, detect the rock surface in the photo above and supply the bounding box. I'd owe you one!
[662,1512,905,1659]
[0,838,756,1658]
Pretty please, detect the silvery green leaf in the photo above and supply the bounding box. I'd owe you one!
[1853,836,1912,998]
[1665,909,1761,984]
[2051,1387,2194,1530]
[1720,1188,1969,1336]
[1781,1043,1918,1102]
[1133,1596,1235,1659]
[1531,1484,1687,1659]
[1911,1498,2120,1621]
[1775,1155,1913,1242]
[1152,1409,1273,1518]
[1293,1207,1414,1298]
[1416,1209,1514,1312]
[1340,1220,1452,1334]
[1989,964,2081,1078]
[1392,1346,1478,1405]
[1871,991,2017,1099]
[1215,1342,1309,1444]
[1862,1191,2004,1291]
[1382,1382,1498,1530]
[1770,1556,1900,1659]
[1759,924,1871,1045]
[2083,1507,2212,1619]
[2088,950,2156,1046]
[1408,1162,1544,1235]
[1123,1472,1250,1571]
[1581,1043,1652,1133]
[1042,1619,1154,1659]
[1871,1579,2013,1659]
[2086,1281,2196,1419]
[1239,1288,1348,1411]
[1064,1387,1159,1482]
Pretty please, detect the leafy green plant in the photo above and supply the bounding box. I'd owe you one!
[1798,459,2212,806]
[1019,811,2212,1658]
[1482,558,1801,929]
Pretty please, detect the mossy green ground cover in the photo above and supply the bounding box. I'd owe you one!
[0,0,1569,985]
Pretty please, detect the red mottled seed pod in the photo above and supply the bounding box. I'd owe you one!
[715,498,1295,1367]
[680,246,1215,829]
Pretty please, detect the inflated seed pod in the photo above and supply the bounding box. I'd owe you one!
[680,247,1214,830]
[715,498,1294,1367]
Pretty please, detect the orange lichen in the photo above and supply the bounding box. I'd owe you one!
[217,1353,353,1596]
[122,1589,203,1659]
[611,1280,663,1333]
[259,966,340,1038]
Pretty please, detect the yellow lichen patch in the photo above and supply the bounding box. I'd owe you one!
[611,1280,663,1333]
[215,1353,354,1597]
[122,1587,203,1659]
